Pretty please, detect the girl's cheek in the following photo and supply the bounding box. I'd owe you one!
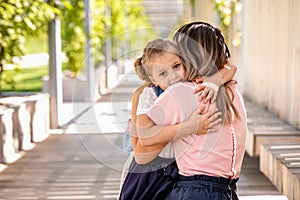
[176,68,186,78]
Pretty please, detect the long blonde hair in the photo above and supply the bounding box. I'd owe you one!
[173,22,239,123]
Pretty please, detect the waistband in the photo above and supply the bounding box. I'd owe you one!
[129,156,176,173]
[179,174,239,185]
[177,174,238,192]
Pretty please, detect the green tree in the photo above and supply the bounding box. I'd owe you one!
[60,0,156,76]
[60,0,84,76]
[94,0,157,65]
[0,0,155,93]
[212,0,242,43]
[108,0,157,61]
[0,0,59,93]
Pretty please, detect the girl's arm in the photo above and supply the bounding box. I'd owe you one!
[206,61,237,86]
[196,61,237,103]
[131,84,167,164]
[136,106,221,147]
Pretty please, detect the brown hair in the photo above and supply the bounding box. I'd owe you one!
[173,21,239,123]
[134,38,189,82]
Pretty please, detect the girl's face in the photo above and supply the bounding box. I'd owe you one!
[148,52,185,90]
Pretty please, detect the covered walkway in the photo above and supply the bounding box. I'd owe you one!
[0,71,288,200]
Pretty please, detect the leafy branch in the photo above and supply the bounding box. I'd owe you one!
[0,0,59,94]
[212,0,242,46]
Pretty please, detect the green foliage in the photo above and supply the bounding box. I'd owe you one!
[0,0,59,93]
[92,0,157,65]
[2,66,21,90]
[95,0,156,61]
[111,0,157,57]
[211,0,242,46]
[0,0,59,64]
[60,0,156,75]
[25,32,48,54]
[60,0,85,76]
[212,0,242,27]
[0,0,155,94]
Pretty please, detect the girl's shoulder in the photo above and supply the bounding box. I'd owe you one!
[163,82,198,103]
[167,81,195,91]
[134,82,152,94]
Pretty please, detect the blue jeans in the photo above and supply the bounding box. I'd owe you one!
[167,174,239,200]
[123,130,132,154]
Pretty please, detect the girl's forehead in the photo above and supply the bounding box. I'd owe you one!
[150,52,179,63]
[149,63,171,75]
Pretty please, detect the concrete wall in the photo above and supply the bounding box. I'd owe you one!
[241,0,300,128]
[190,0,300,128]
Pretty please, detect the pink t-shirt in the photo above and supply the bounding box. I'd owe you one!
[147,82,247,179]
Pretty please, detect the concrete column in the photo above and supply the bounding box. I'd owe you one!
[48,17,63,128]
[84,0,95,102]
[105,0,112,91]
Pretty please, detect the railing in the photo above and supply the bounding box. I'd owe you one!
[0,93,50,164]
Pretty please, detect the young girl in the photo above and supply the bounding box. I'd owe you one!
[140,22,247,199]
[119,39,201,200]
[119,38,236,199]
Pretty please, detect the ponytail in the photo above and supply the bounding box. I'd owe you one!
[134,56,151,82]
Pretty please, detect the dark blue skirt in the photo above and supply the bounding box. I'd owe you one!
[119,156,178,200]
[166,174,239,200]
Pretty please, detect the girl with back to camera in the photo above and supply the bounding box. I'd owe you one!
[119,37,238,199]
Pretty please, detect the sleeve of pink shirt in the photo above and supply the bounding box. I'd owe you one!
[147,89,181,126]
[147,83,208,126]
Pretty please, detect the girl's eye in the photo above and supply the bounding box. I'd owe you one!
[173,64,180,70]
[159,71,167,77]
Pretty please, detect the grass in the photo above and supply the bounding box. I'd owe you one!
[1,66,48,92]
[0,32,49,93]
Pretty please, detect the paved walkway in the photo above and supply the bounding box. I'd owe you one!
[0,71,288,200]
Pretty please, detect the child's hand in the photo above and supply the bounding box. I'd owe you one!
[188,107,222,135]
[194,82,219,104]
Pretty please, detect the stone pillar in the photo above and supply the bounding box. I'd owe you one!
[48,17,63,128]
